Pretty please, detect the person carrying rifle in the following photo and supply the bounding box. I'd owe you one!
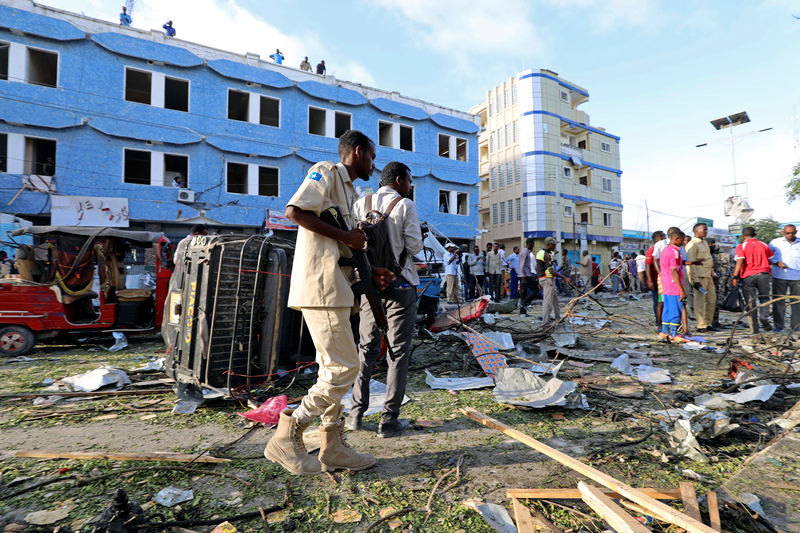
[346,162,423,437]
[264,130,394,475]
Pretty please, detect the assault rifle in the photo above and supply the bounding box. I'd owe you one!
[319,206,394,354]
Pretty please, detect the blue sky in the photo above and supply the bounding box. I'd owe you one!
[48,0,800,232]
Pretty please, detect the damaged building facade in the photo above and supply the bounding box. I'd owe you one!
[471,69,623,266]
[0,1,479,242]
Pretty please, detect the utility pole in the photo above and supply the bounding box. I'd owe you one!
[644,199,650,236]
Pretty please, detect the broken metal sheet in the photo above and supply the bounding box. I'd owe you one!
[665,419,708,462]
[551,332,578,347]
[529,359,564,377]
[493,367,588,409]
[153,487,194,507]
[342,379,410,416]
[61,366,131,392]
[556,348,652,366]
[108,332,129,352]
[767,400,800,431]
[481,331,514,350]
[133,358,165,372]
[611,353,634,374]
[694,384,779,408]
[635,365,671,384]
[462,499,516,533]
[424,370,494,391]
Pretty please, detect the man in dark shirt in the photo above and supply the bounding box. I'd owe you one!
[316,60,326,75]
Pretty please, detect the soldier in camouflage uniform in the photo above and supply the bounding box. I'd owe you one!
[710,239,734,328]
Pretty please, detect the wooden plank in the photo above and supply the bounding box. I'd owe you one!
[511,498,539,533]
[679,482,702,522]
[579,482,650,533]
[460,407,716,533]
[507,488,681,500]
[0,389,173,399]
[706,492,721,532]
[14,450,229,463]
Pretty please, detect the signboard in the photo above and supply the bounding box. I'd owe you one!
[697,217,714,227]
[727,223,743,236]
[51,195,130,227]
[265,209,297,231]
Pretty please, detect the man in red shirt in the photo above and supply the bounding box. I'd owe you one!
[733,226,774,333]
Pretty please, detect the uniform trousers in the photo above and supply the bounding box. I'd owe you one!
[540,277,559,325]
[692,276,716,329]
[351,287,416,423]
[294,307,359,425]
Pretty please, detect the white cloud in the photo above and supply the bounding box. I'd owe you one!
[374,0,542,69]
[45,0,376,85]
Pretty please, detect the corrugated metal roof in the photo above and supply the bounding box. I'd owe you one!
[207,59,293,89]
[0,5,85,41]
[90,32,203,67]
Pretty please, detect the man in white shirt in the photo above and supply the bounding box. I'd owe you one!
[443,244,460,303]
[348,162,423,438]
[769,224,800,332]
[635,250,647,292]
[486,243,503,301]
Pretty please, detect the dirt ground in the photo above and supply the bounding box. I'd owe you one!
[1,292,798,533]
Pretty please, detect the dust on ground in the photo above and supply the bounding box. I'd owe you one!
[1,293,798,533]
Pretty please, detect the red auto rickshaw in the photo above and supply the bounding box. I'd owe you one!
[0,226,173,356]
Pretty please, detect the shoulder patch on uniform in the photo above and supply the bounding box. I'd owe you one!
[307,171,323,182]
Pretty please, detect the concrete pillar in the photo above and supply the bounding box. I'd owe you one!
[391,123,400,149]
[448,136,457,160]
[6,133,24,174]
[248,91,260,124]
[150,151,164,186]
[151,71,165,108]
[247,163,259,195]
[325,109,336,138]
[449,190,458,215]
[8,42,26,84]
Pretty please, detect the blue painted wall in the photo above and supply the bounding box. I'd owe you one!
[0,5,479,239]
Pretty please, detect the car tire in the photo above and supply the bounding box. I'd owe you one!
[0,326,35,357]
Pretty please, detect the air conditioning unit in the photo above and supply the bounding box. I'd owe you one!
[177,189,196,203]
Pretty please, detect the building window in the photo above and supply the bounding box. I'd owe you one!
[490,167,497,190]
[578,139,587,149]
[439,189,468,215]
[378,122,414,151]
[505,124,511,147]
[492,203,498,225]
[496,91,501,112]
[0,42,9,81]
[564,205,573,217]
[505,88,510,109]
[400,125,413,151]
[23,137,56,176]
[124,149,150,185]
[507,199,513,222]
[506,162,512,185]
[490,132,495,153]
[125,68,151,105]
[334,112,351,137]
[602,177,612,192]
[603,212,613,227]
[580,212,589,224]
[258,166,279,196]
[498,165,504,188]
[498,128,504,149]
[438,134,450,158]
[601,141,611,153]
[560,89,570,103]
[579,174,589,186]
[0,133,7,172]
[226,162,248,194]
[228,90,249,122]
[514,160,520,183]
[27,48,57,87]
[513,120,518,143]
[515,197,521,221]
[378,121,392,147]
[163,153,188,187]
[500,201,505,224]
[164,77,189,112]
[511,84,517,105]
[259,96,280,127]
[562,167,571,178]
[488,99,493,116]
[456,137,467,161]
[308,107,326,136]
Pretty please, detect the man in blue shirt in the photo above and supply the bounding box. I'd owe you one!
[119,6,131,26]
[506,246,520,299]
[163,21,176,37]
[269,49,284,64]
[769,224,800,332]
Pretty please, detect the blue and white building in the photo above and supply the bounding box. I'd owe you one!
[0,0,479,241]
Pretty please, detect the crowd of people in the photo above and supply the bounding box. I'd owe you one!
[638,223,799,341]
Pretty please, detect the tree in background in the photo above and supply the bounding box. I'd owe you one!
[788,163,800,203]
[747,216,782,242]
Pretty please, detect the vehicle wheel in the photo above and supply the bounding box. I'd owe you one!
[0,326,35,357]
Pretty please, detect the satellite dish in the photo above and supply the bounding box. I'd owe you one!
[724,195,754,222]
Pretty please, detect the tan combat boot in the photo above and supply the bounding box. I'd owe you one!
[264,409,321,475]
[319,410,376,472]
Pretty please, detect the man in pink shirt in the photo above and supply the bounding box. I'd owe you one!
[659,228,688,341]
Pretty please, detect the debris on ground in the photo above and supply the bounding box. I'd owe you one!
[493,367,588,409]
[424,370,494,390]
[237,395,287,425]
[462,499,516,533]
[153,486,194,507]
[60,366,131,392]
[341,379,410,416]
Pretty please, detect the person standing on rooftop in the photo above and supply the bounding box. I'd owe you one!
[163,21,176,37]
[119,6,131,26]
[300,56,312,71]
[316,60,326,75]
[270,49,284,64]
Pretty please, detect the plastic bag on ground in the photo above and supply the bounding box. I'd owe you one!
[153,486,194,507]
[238,395,287,424]
[108,332,128,352]
[694,384,779,408]
[493,367,588,409]
[424,370,494,390]
[61,366,131,392]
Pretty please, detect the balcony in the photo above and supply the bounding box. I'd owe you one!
[479,160,489,176]
[561,143,583,160]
